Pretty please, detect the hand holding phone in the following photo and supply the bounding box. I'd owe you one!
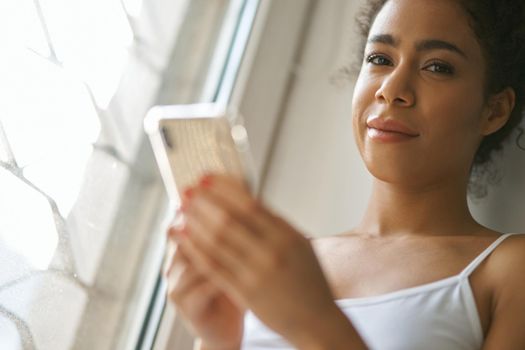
[144,103,256,202]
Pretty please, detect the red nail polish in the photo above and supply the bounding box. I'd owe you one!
[200,174,213,188]
[183,187,194,199]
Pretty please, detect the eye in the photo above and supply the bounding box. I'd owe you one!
[424,62,455,75]
[366,54,393,66]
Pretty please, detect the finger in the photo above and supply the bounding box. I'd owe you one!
[187,190,265,259]
[198,174,297,246]
[167,242,215,302]
[163,239,177,277]
[189,185,292,250]
[202,173,251,194]
[175,280,222,319]
[167,263,208,304]
[168,225,187,242]
[178,234,243,301]
[194,175,272,234]
[167,208,185,235]
[186,189,280,280]
[165,227,191,277]
[184,213,252,278]
[184,184,303,273]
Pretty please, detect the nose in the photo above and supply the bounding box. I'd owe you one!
[374,65,416,107]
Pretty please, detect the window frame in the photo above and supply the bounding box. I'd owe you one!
[148,0,318,348]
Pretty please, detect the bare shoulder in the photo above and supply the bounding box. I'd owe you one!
[485,233,525,288]
[482,233,525,349]
[487,233,525,280]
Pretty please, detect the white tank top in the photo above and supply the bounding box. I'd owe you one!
[241,233,517,350]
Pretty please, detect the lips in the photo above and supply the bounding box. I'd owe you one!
[366,116,419,136]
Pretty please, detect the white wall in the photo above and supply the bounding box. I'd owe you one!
[260,0,525,238]
[469,138,525,233]
[260,0,371,238]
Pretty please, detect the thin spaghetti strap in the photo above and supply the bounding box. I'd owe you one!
[460,233,516,278]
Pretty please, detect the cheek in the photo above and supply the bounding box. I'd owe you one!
[351,73,376,143]
[424,86,484,140]
[420,86,486,167]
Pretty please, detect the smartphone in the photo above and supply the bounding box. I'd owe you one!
[144,103,256,202]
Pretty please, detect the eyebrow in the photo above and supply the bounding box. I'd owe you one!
[367,34,468,59]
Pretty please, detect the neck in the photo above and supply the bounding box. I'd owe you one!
[356,177,481,238]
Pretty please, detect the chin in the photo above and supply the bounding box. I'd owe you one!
[364,155,426,187]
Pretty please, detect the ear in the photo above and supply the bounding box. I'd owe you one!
[480,87,516,136]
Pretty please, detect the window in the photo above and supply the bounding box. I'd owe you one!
[0,0,259,349]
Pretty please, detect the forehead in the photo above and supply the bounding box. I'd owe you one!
[370,0,482,58]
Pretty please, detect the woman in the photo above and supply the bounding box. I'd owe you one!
[165,0,525,348]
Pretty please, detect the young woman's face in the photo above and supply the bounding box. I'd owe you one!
[352,0,489,189]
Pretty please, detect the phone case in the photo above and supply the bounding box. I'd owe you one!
[144,103,255,201]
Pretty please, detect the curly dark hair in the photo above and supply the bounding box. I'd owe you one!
[353,0,525,196]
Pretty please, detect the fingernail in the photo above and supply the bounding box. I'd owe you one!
[183,187,194,199]
[199,174,213,188]
[167,226,176,237]
[168,226,186,242]
[169,208,183,227]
